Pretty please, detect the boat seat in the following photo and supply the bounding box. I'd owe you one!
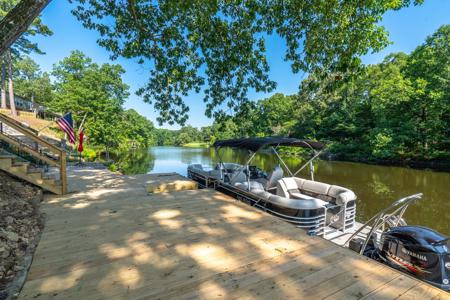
[229,169,247,185]
[234,181,265,191]
[267,194,327,210]
[327,185,357,205]
[276,177,302,198]
[265,166,284,191]
[277,177,335,202]
[289,192,319,201]
[301,180,331,197]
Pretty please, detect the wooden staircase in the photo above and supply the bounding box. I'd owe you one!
[0,154,63,194]
[0,113,67,194]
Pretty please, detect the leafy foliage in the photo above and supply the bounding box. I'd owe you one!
[45,51,156,153]
[13,57,53,104]
[0,0,52,56]
[181,25,449,163]
[70,0,422,125]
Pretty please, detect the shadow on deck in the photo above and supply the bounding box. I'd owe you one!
[18,168,447,299]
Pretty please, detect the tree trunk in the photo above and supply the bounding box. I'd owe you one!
[7,50,17,117]
[0,56,6,109]
[105,146,110,161]
[31,92,37,116]
[0,0,52,57]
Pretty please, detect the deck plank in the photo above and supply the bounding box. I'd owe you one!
[18,168,448,300]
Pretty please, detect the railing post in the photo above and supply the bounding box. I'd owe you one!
[60,150,67,194]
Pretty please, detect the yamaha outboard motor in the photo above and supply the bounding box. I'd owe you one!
[378,226,449,291]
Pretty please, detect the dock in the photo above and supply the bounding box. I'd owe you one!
[19,168,448,299]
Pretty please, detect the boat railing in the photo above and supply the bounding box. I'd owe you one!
[343,193,423,254]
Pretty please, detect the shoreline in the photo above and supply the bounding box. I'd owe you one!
[321,154,450,173]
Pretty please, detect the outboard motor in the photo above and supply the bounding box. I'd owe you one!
[378,226,449,291]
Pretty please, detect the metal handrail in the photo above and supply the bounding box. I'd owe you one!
[344,193,423,254]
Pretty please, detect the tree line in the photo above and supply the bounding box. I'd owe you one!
[9,51,157,157]
[159,25,449,166]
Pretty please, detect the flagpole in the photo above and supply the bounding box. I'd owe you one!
[78,112,88,134]
[77,112,88,165]
[37,113,65,135]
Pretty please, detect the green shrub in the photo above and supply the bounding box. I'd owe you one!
[108,163,118,172]
[82,148,97,161]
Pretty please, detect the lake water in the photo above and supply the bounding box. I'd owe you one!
[122,146,450,235]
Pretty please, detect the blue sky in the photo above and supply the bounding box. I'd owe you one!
[29,1,450,129]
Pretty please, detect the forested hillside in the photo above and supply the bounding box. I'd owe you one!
[167,25,449,166]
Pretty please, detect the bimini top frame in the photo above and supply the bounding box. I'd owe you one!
[213,136,325,182]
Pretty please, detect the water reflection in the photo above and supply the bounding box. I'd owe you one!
[115,149,155,175]
[120,146,450,235]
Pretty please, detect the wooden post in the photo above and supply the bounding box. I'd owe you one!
[60,149,67,194]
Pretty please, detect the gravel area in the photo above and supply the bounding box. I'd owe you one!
[0,171,44,300]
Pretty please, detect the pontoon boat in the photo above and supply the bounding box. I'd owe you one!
[187,137,449,291]
[188,137,356,237]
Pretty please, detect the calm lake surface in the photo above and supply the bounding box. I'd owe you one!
[122,146,449,235]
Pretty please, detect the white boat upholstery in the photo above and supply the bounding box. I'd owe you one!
[230,169,247,185]
[276,177,301,197]
[234,181,265,191]
[302,180,331,196]
[267,194,327,210]
[277,177,356,204]
[327,185,357,205]
[265,166,284,191]
[233,184,327,210]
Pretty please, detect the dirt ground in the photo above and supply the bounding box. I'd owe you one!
[0,171,43,300]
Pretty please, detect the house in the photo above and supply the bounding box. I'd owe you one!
[2,94,60,119]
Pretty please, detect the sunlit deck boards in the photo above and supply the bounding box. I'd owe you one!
[19,169,448,299]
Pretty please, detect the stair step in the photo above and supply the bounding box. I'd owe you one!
[27,167,43,174]
[10,164,29,172]
[12,161,30,167]
[44,178,55,185]
[28,172,43,180]
[43,174,56,180]
[0,117,66,195]
[0,155,16,159]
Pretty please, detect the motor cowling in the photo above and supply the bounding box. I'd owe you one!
[379,226,449,291]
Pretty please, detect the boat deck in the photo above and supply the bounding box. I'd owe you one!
[19,168,448,299]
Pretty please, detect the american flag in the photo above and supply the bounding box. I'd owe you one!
[56,113,75,144]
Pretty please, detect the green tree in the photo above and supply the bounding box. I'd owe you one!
[257,93,297,136]
[174,126,202,146]
[0,0,52,115]
[367,53,415,158]
[50,50,130,156]
[71,0,422,125]
[13,56,53,107]
[404,25,450,157]
[121,109,156,148]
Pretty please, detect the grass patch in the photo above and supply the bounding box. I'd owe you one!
[182,142,210,148]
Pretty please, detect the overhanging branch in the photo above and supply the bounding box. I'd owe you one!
[0,0,51,57]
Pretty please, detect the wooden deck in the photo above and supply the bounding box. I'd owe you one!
[19,168,448,299]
